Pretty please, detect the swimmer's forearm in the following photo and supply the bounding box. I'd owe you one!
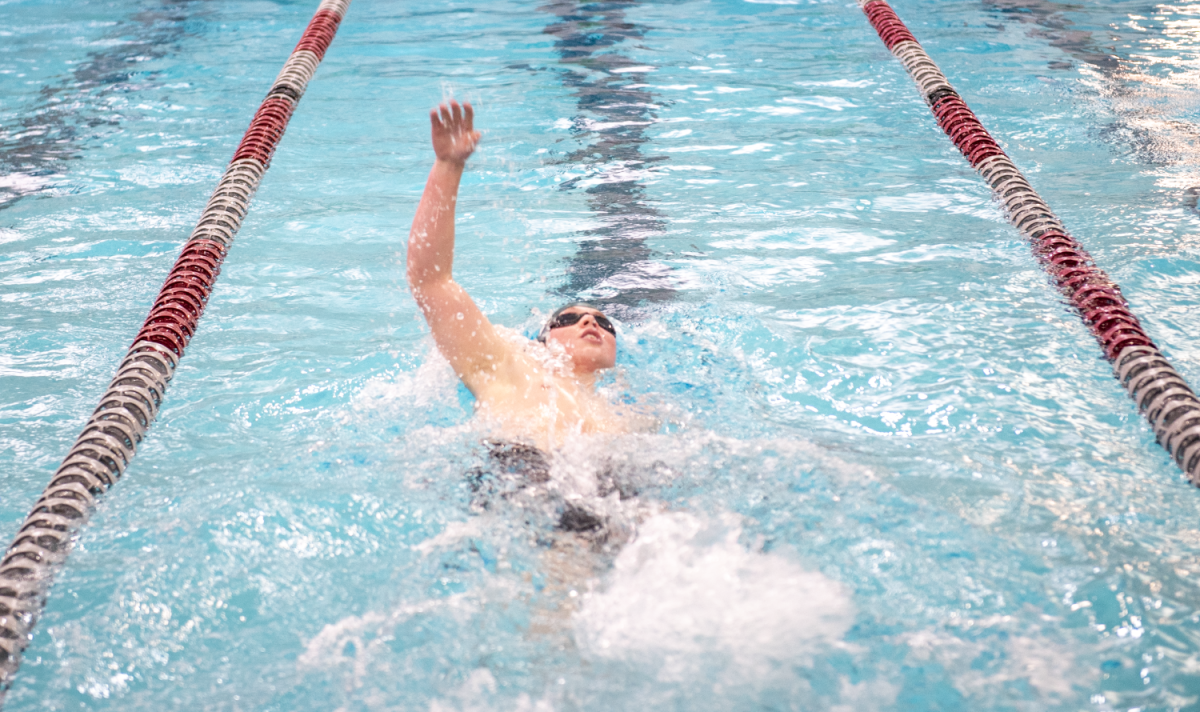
[407,158,464,290]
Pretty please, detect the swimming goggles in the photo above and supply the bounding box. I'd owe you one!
[546,311,617,336]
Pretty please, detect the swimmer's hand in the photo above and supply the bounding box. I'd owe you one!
[430,100,481,167]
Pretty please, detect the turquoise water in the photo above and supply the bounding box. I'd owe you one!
[4,0,1200,708]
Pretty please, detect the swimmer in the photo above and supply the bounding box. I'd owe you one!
[407,104,661,643]
[406,101,650,453]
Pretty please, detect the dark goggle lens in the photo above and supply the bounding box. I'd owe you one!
[549,312,616,336]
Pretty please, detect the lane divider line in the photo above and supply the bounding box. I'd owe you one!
[859,0,1200,482]
[0,0,351,694]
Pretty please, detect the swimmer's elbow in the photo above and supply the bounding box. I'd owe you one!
[407,271,456,300]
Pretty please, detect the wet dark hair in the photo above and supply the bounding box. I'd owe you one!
[537,302,606,343]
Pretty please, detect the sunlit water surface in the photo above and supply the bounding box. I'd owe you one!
[4,0,1200,709]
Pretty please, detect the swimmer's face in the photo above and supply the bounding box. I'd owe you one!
[545,307,617,374]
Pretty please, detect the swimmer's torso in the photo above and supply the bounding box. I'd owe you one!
[467,341,638,452]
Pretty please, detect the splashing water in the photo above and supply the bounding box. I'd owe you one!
[6,0,1200,709]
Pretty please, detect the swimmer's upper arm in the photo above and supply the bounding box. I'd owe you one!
[409,277,513,394]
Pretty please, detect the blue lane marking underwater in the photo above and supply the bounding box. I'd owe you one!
[2,0,1200,709]
[539,0,675,315]
[0,0,211,210]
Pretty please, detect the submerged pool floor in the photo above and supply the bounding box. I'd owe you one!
[4,0,1200,708]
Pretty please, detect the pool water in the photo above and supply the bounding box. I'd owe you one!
[4,0,1200,708]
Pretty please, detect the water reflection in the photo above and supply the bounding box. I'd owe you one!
[540,0,675,318]
[985,0,1200,199]
[984,0,1121,69]
[0,0,201,210]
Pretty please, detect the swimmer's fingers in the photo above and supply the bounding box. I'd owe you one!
[446,99,470,129]
[463,102,482,148]
[435,102,459,126]
[445,100,480,151]
[432,103,456,132]
[429,101,480,163]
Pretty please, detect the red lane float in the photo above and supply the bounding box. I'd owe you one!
[294,9,343,59]
[860,0,1200,481]
[0,0,352,694]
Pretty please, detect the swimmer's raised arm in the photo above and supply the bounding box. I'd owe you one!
[407,101,510,394]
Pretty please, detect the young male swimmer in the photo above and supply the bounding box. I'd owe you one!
[406,100,647,453]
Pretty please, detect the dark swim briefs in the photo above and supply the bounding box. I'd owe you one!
[468,440,633,536]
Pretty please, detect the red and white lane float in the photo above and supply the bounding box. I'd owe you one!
[860,0,1200,483]
[0,0,351,693]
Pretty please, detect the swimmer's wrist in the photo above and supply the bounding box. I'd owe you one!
[434,157,468,171]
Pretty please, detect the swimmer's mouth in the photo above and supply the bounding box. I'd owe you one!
[580,327,603,342]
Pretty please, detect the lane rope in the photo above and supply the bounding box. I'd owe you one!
[0,0,351,694]
[859,0,1200,483]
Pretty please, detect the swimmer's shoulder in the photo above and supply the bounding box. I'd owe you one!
[467,326,545,395]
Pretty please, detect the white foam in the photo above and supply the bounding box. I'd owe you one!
[574,511,854,682]
[905,627,1090,700]
[427,670,553,712]
[299,597,470,692]
[343,342,460,421]
[413,519,485,555]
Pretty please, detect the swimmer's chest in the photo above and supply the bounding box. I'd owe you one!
[476,367,623,434]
